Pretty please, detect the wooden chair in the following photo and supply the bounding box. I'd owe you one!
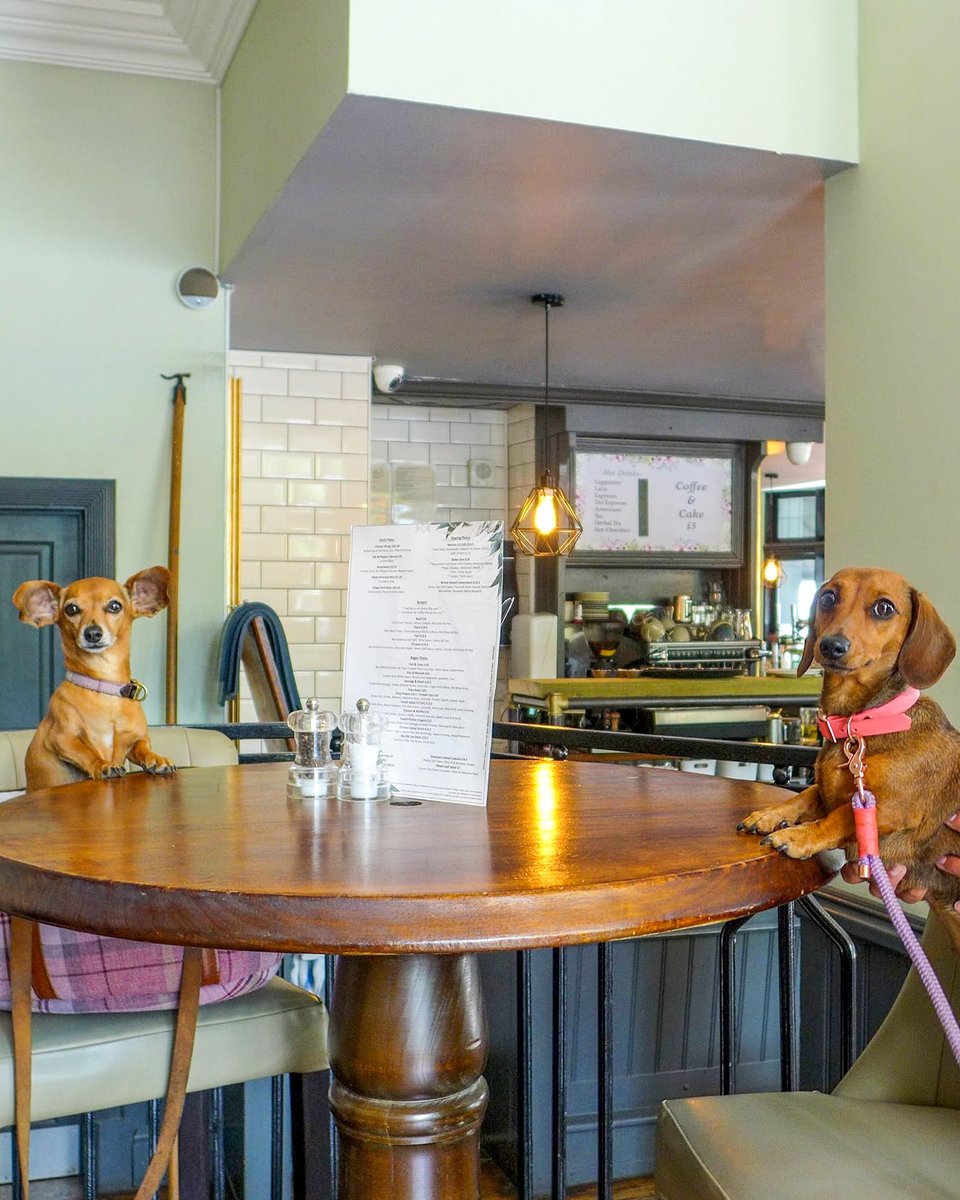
[0,727,330,1200]
[655,909,960,1199]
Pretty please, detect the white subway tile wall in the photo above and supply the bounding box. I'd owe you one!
[234,363,538,756]
[232,352,371,727]
[507,403,537,618]
[371,403,507,524]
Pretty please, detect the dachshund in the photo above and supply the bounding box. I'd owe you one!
[11,567,176,791]
[739,566,960,931]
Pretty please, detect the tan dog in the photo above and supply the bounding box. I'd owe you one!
[739,566,960,926]
[12,567,176,791]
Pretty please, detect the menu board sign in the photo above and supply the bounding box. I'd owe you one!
[342,521,503,806]
[571,440,743,566]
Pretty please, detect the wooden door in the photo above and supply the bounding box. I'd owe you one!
[0,479,114,729]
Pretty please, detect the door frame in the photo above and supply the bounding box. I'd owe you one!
[0,478,115,578]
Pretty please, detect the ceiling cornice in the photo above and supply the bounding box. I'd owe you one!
[0,0,256,83]
[388,379,826,421]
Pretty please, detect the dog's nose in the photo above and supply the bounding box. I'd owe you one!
[84,625,103,644]
[819,634,850,661]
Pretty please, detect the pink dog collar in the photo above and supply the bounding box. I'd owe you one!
[66,671,148,702]
[817,686,920,743]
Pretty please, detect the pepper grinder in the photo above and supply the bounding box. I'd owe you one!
[337,698,389,801]
[286,698,338,799]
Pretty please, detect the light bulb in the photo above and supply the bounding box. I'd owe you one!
[762,557,781,585]
[533,490,558,535]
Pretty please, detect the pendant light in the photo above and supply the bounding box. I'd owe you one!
[510,293,583,557]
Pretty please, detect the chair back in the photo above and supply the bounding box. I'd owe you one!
[835,909,960,1108]
[0,727,238,794]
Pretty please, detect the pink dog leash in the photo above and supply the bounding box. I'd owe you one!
[851,786,960,1066]
[826,689,960,1065]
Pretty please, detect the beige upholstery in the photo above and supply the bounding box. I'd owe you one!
[0,726,241,793]
[655,912,960,1199]
[0,725,329,1143]
[0,978,328,1127]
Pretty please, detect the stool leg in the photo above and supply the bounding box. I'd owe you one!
[177,1093,212,1200]
[290,1070,334,1200]
[80,1113,97,1200]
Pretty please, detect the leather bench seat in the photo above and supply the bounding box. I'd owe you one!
[0,978,328,1126]
[657,1090,960,1200]
[655,912,960,1200]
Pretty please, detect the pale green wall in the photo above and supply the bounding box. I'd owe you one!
[1,61,226,724]
[349,0,858,163]
[825,0,960,715]
[220,0,349,268]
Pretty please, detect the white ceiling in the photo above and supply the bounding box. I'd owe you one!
[2,1,838,409]
[0,0,255,81]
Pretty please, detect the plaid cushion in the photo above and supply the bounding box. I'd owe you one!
[0,913,282,1013]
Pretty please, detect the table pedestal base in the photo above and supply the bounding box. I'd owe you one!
[329,953,488,1200]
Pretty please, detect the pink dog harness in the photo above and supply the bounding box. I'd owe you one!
[817,685,920,742]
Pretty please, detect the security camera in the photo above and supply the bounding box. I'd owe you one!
[373,363,405,393]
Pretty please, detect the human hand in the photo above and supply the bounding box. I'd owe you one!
[839,812,960,910]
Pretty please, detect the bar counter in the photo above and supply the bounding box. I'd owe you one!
[510,672,822,711]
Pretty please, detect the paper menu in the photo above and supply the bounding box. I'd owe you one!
[341,521,503,806]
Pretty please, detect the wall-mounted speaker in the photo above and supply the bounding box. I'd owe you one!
[175,266,220,309]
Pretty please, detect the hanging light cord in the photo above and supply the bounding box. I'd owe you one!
[533,292,563,481]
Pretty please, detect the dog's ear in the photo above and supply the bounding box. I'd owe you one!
[898,589,957,689]
[125,566,170,618]
[796,585,823,677]
[12,581,61,627]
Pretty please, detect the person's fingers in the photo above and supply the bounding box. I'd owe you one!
[935,854,960,877]
[886,863,908,887]
[945,812,960,832]
[839,862,860,885]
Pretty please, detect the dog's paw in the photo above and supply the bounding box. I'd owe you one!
[737,808,792,835]
[760,826,816,859]
[87,762,125,779]
[142,756,176,775]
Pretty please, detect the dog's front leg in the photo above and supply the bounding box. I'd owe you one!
[761,804,856,859]
[53,735,125,780]
[126,739,176,775]
[738,785,825,836]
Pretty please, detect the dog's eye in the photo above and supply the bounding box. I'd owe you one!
[63,603,81,617]
[818,591,837,612]
[105,600,123,614]
[872,598,897,619]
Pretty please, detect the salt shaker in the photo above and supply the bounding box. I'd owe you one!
[286,698,338,799]
[337,698,389,801]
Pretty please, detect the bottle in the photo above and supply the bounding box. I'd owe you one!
[337,698,389,801]
[286,698,338,799]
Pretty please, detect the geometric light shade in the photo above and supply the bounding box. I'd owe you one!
[510,470,583,557]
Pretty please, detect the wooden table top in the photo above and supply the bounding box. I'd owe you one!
[0,760,832,955]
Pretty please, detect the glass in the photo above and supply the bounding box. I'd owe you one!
[776,493,819,540]
[286,698,338,799]
[799,706,820,745]
[583,618,622,670]
[337,698,389,801]
[775,556,821,639]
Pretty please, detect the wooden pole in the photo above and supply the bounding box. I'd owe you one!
[162,373,189,725]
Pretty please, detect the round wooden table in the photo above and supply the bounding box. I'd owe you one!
[0,759,832,1200]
